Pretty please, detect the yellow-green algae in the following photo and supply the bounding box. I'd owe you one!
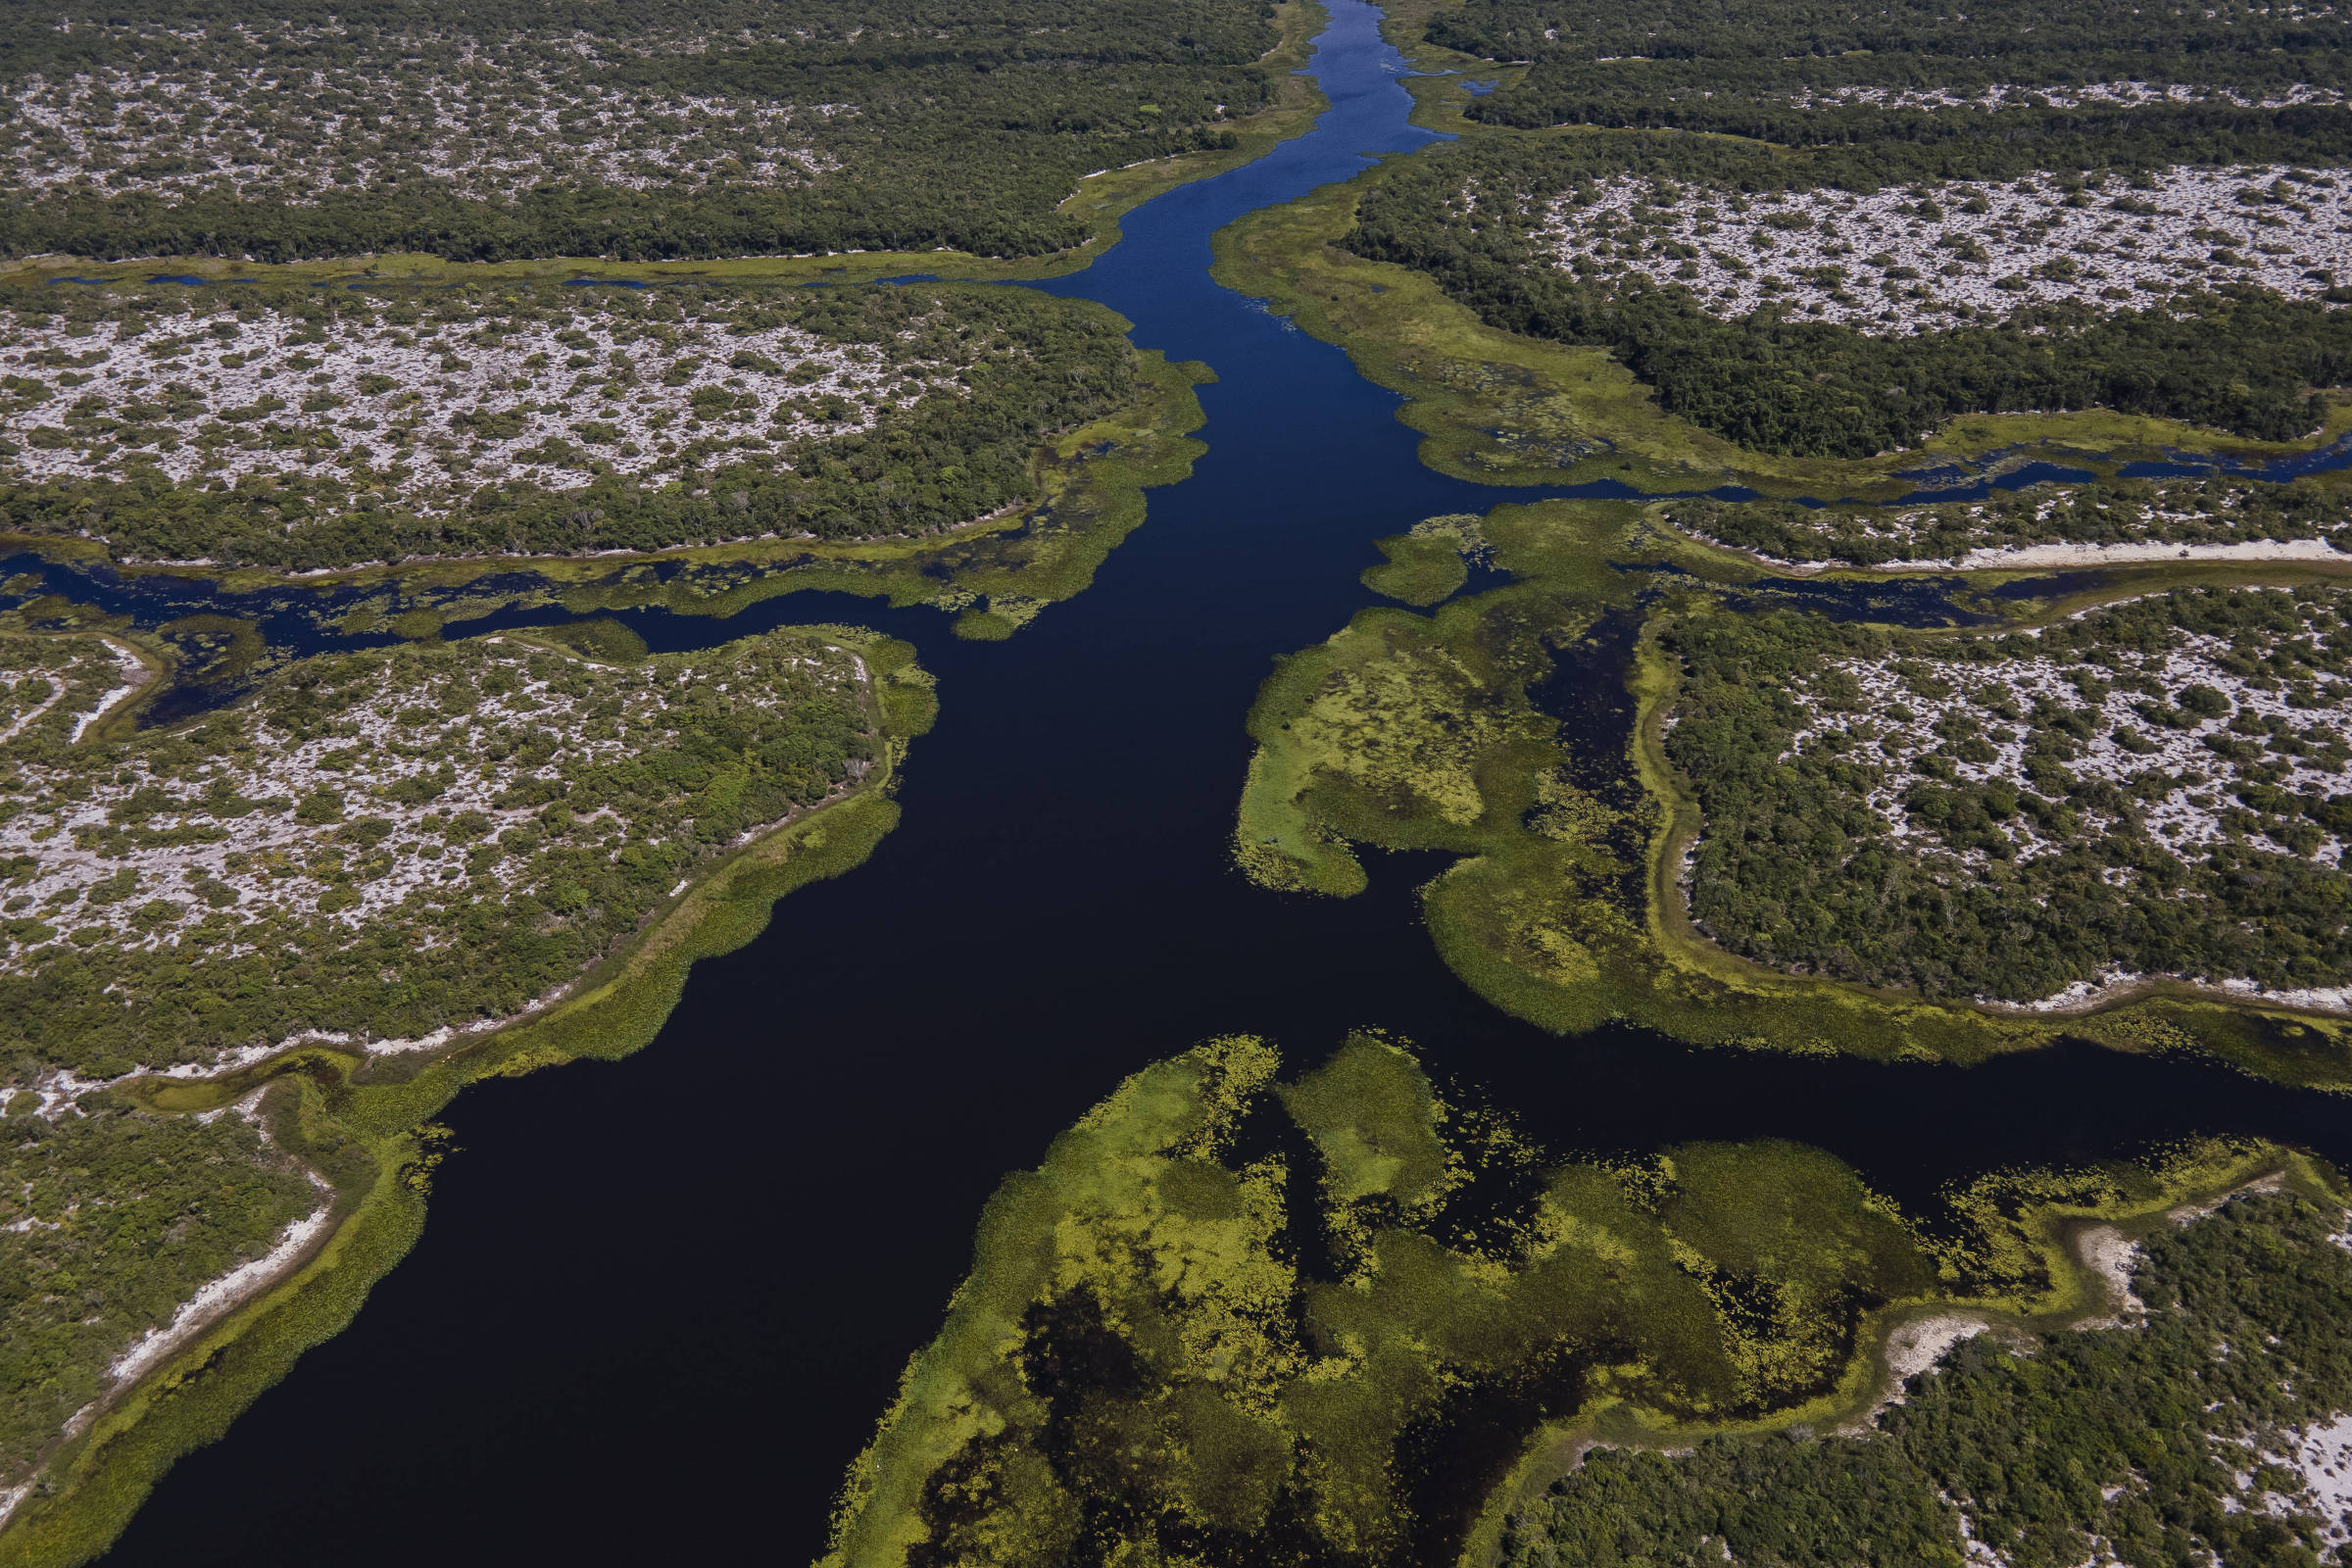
[824,1031,2326,1568]
[0,627,935,1568]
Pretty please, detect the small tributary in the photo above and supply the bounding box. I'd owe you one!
[84,4,2352,1562]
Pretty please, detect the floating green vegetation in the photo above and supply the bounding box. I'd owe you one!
[1236,586,1568,896]
[1499,1188,2352,1568]
[1359,513,1491,607]
[1235,496,2352,1085]
[825,1031,2321,1568]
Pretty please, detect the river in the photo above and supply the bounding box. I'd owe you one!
[87,2,2352,1561]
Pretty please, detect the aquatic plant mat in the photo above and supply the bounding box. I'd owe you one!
[825,1032,2338,1567]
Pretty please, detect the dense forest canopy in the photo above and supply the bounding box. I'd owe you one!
[0,1085,318,1487]
[0,0,1285,262]
[1432,0,2348,72]
[1666,586,2352,1003]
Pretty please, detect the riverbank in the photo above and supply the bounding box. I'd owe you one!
[1206,137,2352,500]
[0,0,1331,300]
[0,348,1213,648]
[0,625,931,1565]
[1467,1161,2352,1568]
[1232,494,2352,1087]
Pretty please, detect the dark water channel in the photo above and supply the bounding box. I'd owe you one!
[85,4,2352,1562]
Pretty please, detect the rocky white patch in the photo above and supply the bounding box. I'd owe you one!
[5,55,840,206]
[0,298,968,515]
[1530,165,2352,334]
[0,631,866,979]
[1782,613,2352,871]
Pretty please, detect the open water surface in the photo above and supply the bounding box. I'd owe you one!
[85,4,2352,1561]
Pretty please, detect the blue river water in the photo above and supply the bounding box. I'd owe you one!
[88,4,2352,1563]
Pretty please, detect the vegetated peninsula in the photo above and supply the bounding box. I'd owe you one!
[0,613,935,1544]
[0,278,1139,571]
[1348,0,2352,463]
[0,0,1292,265]
[1232,494,2352,1083]
[0,623,924,1077]
[826,1030,2331,1568]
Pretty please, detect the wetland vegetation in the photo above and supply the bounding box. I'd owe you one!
[826,1031,2330,1568]
[1234,495,2352,1082]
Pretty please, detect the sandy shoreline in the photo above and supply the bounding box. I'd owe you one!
[1924,538,2349,572]
[1729,536,2352,576]
[1980,969,2352,1018]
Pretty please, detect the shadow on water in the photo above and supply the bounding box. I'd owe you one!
[89,3,2352,1563]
